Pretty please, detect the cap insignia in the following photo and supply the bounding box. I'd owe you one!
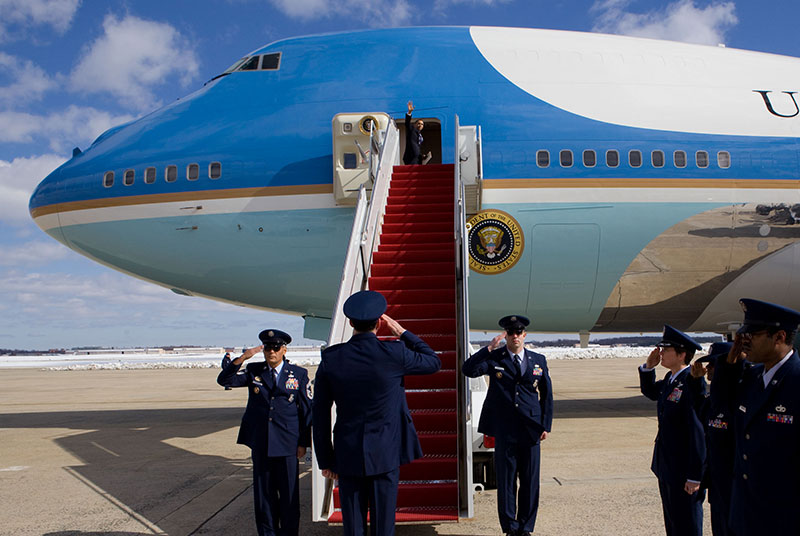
[268,330,274,337]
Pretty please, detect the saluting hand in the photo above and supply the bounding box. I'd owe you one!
[487,333,505,352]
[728,334,746,364]
[235,345,263,365]
[645,347,661,369]
[381,314,406,337]
[690,361,706,379]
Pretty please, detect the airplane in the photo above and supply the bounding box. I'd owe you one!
[28,26,800,341]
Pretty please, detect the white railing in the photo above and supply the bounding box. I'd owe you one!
[312,118,399,522]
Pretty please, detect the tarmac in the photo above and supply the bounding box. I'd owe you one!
[0,358,712,536]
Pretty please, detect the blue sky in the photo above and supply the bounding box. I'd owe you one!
[0,0,797,350]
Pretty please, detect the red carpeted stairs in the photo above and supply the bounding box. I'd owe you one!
[328,163,460,524]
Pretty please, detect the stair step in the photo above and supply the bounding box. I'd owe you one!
[411,409,458,432]
[405,370,457,390]
[372,250,453,263]
[418,432,458,455]
[369,274,452,289]
[371,262,453,277]
[378,318,455,336]
[327,508,459,524]
[383,212,452,225]
[406,389,457,410]
[379,232,453,246]
[386,203,455,215]
[381,222,452,234]
[333,482,457,509]
[437,351,457,369]
[386,195,453,206]
[385,303,455,319]
[389,185,453,197]
[394,163,454,173]
[376,242,454,253]
[399,457,458,481]
[377,289,455,304]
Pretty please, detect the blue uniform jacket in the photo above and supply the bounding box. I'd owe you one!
[312,330,440,477]
[217,359,312,456]
[640,367,707,485]
[715,352,800,535]
[462,346,553,443]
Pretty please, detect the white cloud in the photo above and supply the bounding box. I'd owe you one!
[0,52,55,104]
[0,105,134,152]
[0,0,80,41]
[70,14,200,111]
[591,0,738,46]
[0,154,66,223]
[0,241,69,266]
[268,0,412,27]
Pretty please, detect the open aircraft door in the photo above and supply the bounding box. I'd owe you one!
[332,113,392,205]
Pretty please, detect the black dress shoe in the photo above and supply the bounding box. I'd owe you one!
[518,532,531,536]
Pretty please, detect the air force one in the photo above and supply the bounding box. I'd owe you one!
[29,26,800,339]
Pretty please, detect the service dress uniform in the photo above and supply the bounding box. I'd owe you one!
[639,325,706,536]
[217,329,312,536]
[694,342,736,536]
[312,291,440,536]
[462,315,553,536]
[714,299,800,535]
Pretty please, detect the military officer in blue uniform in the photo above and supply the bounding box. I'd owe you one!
[217,329,312,536]
[690,341,735,536]
[312,290,440,536]
[639,325,706,536]
[462,314,553,536]
[714,298,800,535]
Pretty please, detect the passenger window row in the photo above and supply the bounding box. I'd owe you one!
[103,162,222,188]
[537,149,731,169]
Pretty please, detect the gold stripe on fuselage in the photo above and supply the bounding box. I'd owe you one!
[29,184,335,219]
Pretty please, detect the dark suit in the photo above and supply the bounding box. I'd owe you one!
[462,346,553,534]
[714,352,800,535]
[640,366,706,536]
[402,112,423,165]
[218,359,312,536]
[312,330,440,536]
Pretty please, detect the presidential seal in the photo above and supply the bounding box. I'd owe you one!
[466,209,524,274]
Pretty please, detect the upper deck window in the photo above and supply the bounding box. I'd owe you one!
[560,149,573,167]
[209,162,221,179]
[674,150,687,168]
[260,53,281,70]
[165,165,177,182]
[536,150,550,168]
[583,150,596,167]
[718,151,731,169]
[629,150,642,168]
[696,151,709,168]
[606,150,619,168]
[145,167,156,184]
[103,171,114,188]
[187,163,199,181]
[124,169,134,186]
[652,150,665,168]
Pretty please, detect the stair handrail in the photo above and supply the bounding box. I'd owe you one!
[453,115,475,518]
[313,117,399,522]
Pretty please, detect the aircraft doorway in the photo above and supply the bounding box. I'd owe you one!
[398,117,442,165]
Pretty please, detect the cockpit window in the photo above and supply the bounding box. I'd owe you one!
[239,56,260,71]
[260,53,281,70]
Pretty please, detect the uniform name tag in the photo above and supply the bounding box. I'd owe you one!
[667,388,682,402]
[767,413,794,424]
[285,377,299,390]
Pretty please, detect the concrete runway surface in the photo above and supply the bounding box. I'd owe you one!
[0,358,712,535]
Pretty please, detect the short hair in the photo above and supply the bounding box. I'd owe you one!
[675,346,695,364]
[767,327,796,347]
[352,319,378,332]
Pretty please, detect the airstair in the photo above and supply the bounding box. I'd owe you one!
[313,115,482,524]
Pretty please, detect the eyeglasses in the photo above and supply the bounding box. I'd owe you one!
[506,329,524,336]
[264,343,284,351]
[742,329,770,340]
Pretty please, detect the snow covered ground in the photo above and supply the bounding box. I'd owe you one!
[0,343,706,370]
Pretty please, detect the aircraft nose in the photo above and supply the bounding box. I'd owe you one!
[29,166,68,243]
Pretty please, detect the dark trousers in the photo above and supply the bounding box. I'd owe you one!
[657,479,704,536]
[494,436,541,534]
[708,481,733,536]
[338,467,400,536]
[252,451,300,536]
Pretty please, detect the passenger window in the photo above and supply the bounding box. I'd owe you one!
[606,150,619,168]
[187,163,199,181]
[560,149,573,167]
[209,162,221,179]
[696,151,709,168]
[239,56,260,71]
[674,150,687,168]
[718,151,731,169]
[536,150,550,168]
[583,150,596,167]
[165,165,177,183]
[103,171,114,188]
[124,169,134,186]
[145,167,156,184]
[260,53,281,70]
[629,150,642,168]
[652,150,665,168]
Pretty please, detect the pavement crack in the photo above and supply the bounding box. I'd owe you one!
[553,476,563,486]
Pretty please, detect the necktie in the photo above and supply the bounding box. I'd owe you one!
[514,354,523,375]
[271,367,278,387]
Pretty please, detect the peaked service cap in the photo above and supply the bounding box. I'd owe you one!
[343,290,387,323]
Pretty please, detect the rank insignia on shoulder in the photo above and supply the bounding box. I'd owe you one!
[285,377,299,390]
[767,413,794,424]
